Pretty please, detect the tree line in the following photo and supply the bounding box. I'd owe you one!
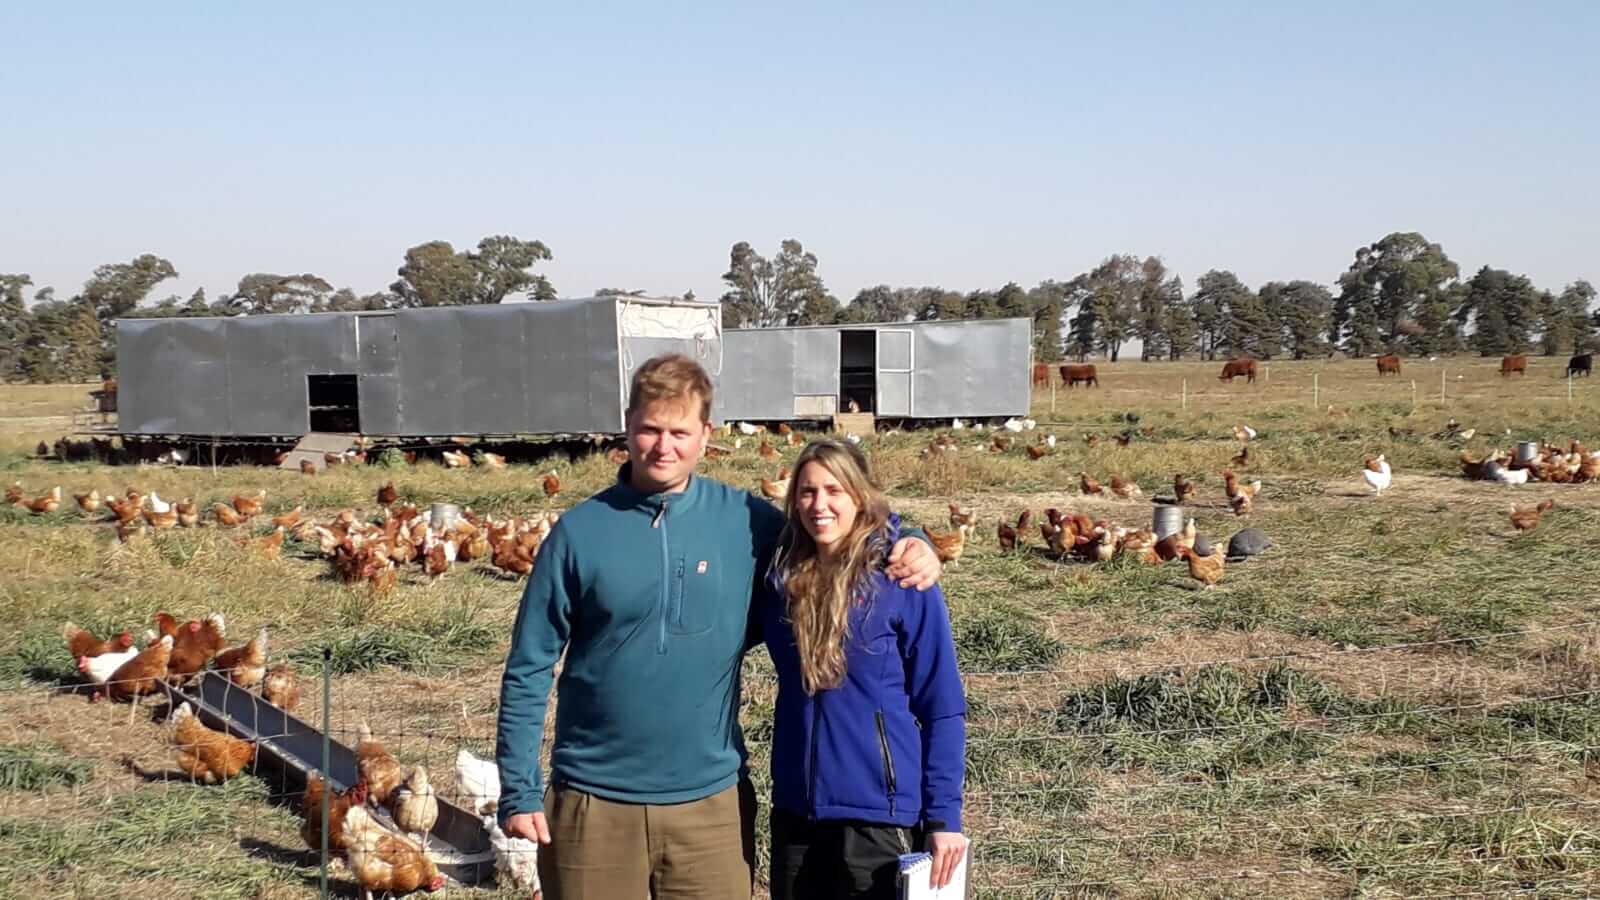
[2,229,1593,382]
[716,232,1597,364]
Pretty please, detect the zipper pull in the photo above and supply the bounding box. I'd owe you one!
[651,506,665,528]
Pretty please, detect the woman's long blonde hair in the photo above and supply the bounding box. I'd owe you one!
[774,440,892,694]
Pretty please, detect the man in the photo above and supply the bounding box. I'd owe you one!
[497,353,942,899]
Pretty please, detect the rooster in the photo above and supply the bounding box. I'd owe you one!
[214,627,269,689]
[62,622,133,659]
[342,805,446,899]
[170,702,256,784]
[1509,499,1554,533]
[263,663,301,712]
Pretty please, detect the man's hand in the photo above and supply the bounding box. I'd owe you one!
[504,811,552,845]
[887,536,942,590]
[927,831,969,888]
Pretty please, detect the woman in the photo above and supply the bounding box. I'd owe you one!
[762,439,968,898]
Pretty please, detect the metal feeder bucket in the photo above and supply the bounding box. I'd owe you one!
[1515,441,1539,465]
[1153,504,1185,541]
[430,502,461,532]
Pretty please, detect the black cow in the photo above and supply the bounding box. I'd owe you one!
[1569,353,1593,377]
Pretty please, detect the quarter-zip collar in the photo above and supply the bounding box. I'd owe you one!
[612,462,702,517]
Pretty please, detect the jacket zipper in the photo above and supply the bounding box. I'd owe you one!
[653,504,669,654]
[807,693,821,819]
[875,710,897,817]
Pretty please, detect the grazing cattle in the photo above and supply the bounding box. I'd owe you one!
[1500,354,1528,377]
[1218,358,1257,383]
[1058,364,1099,388]
[1376,354,1401,376]
[1568,353,1593,377]
[1032,363,1050,387]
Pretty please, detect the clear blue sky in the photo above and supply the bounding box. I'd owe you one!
[4,2,1596,308]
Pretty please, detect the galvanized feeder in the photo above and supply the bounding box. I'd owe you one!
[430,502,461,532]
[1152,503,1185,541]
[1515,441,1540,465]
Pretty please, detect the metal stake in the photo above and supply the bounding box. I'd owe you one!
[320,647,331,900]
[1181,378,1187,411]
[1312,373,1319,408]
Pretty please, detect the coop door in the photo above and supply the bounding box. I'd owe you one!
[876,330,912,416]
[307,374,361,433]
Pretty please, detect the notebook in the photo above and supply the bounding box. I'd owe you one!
[897,848,969,899]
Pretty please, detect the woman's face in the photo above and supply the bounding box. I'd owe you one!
[795,460,859,554]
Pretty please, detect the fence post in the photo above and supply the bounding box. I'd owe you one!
[1441,367,1446,403]
[1050,379,1057,415]
[1411,379,1417,409]
[320,647,331,900]
[1570,373,1574,405]
[1312,373,1319,408]
[1181,378,1187,411]
[1263,365,1269,383]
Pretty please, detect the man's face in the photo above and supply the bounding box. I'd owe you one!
[626,397,711,493]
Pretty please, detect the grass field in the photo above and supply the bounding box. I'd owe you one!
[2,356,1599,898]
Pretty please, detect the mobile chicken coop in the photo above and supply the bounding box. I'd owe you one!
[114,296,722,438]
[716,317,1032,423]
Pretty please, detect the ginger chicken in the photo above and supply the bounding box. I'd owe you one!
[542,472,561,498]
[924,524,969,564]
[73,489,101,513]
[1178,543,1226,589]
[22,486,61,515]
[232,489,266,518]
[262,663,301,712]
[1025,444,1048,460]
[356,723,408,806]
[170,702,256,783]
[212,502,243,526]
[1079,473,1104,495]
[1109,474,1142,499]
[166,614,227,684]
[255,526,286,560]
[271,505,303,528]
[377,481,399,506]
[63,622,133,659]
[1173,473,1197,504]
[175,499,200,528]
[947,503,978,531]
[997,518,1018,553]
[213,627,269,688]
[301,776,368,854]
[1230,446,1250,468]
[1509,499,1554,533]
[107,634,173,719]
[389,765,440,851]
[342,805,446,899]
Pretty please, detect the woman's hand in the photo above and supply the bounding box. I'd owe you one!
[926,830,968,888]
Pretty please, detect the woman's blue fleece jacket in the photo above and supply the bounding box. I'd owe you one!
[761,515,967,833]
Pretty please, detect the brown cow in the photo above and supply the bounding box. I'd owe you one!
[1500,354,1528,377]
[1032,363,1050,388]
[1376,354,1401,376]
[1218,358,1256,383]
[1058,364,1098,388]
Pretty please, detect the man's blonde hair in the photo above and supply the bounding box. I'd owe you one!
[627,354,715,423]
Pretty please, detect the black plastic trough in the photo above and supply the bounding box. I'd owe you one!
[164,670,493,884]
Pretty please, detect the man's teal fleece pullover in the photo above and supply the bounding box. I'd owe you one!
[494,467,785,821]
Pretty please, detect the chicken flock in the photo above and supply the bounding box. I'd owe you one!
[63,611,540,898]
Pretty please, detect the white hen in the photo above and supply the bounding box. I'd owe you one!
[455,748,501,815]
[1493,466,1529,485]
[1002,417,1024,433]
[147,492,171,514]
[487,815,542,894]
[1361,454,1392,495]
